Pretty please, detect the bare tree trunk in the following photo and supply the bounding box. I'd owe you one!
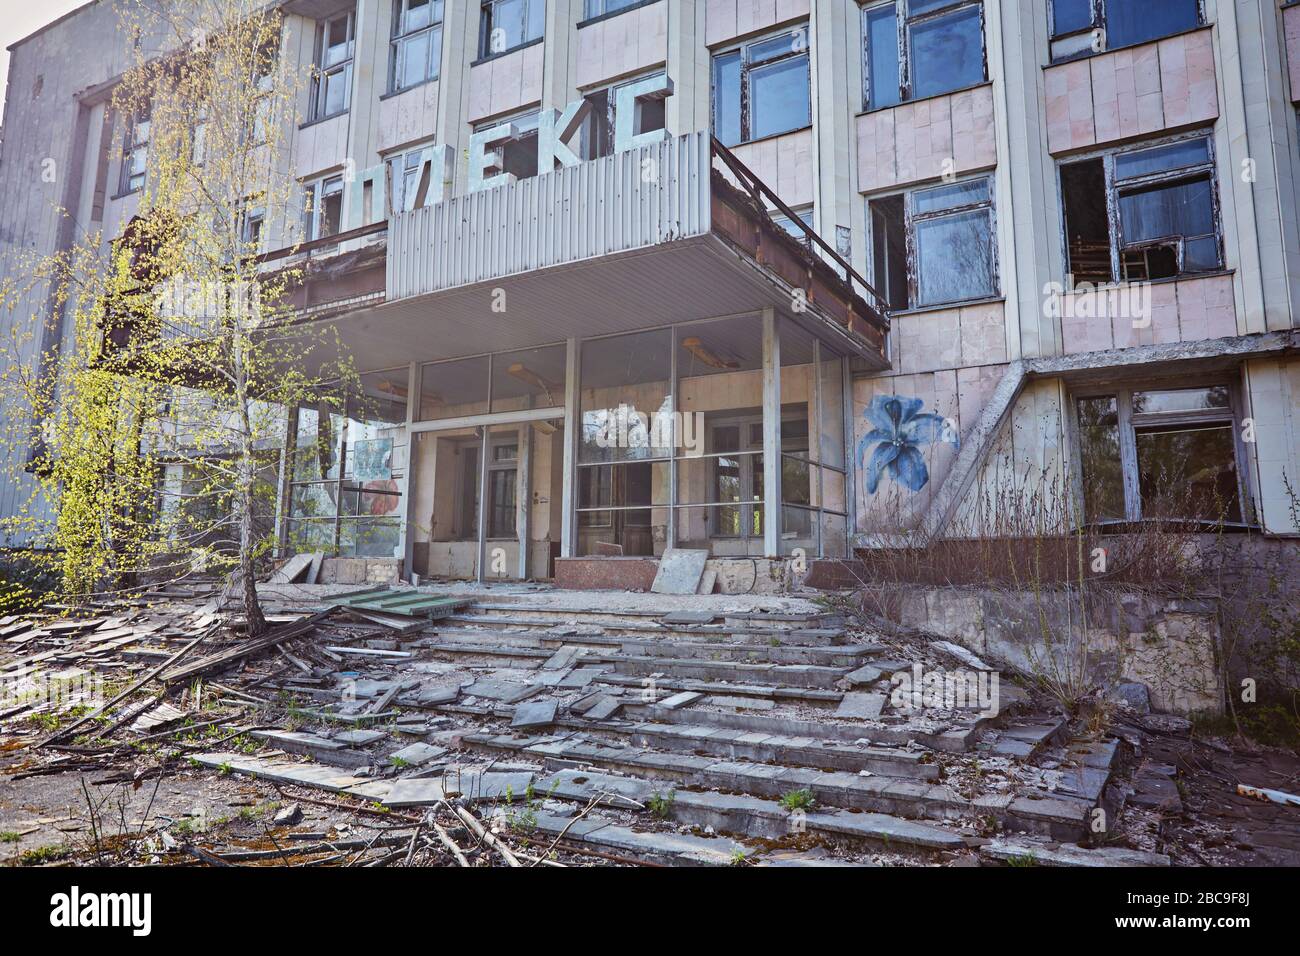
[239,490,266,636]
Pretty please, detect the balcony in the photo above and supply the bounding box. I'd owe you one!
[325,131,889,373]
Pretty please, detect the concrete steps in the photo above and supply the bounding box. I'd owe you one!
[609,654,852,689]
[463,729,1091,840]
[539,767,967,854]
[446,612,851,645]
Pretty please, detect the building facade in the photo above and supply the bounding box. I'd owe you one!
[1,0,1298,586]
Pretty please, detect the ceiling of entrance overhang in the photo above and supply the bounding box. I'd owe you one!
[300,236,874,379]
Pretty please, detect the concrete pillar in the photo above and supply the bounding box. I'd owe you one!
[762,307,781,558]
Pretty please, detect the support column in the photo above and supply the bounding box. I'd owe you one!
[560,337,580,557]
[476,425,490,584]
[762,308,781,559]
[841,355,856,553]
[400,361,419,580]
[517,422,532,579]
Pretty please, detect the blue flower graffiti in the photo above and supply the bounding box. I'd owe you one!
[857,395,958,494]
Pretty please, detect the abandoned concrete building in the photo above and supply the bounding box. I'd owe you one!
[0,0,1298,594]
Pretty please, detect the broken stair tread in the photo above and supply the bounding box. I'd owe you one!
[980,840,1171,867]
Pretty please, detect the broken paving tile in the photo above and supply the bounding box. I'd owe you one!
[835,692,887,719]
[584,696,624,721]
[660,611,719,626]
[843,664,884,687]
[543,647,580,670]
[333,729,386,747]
[389,742,448,767]
[384,777,447,808]
[658,691,703,710]
[511,699,559,729]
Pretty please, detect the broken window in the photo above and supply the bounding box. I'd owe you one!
[869,176,997,309]
[473,111,540,181]
[578,74,668,161]
[119,109,150,194]
[387,143,436,214]
[861,0,986,111]
[302,174,344,242]
[478,0,544,59]
[1059,134,1221,286]
[311,9,355,120]
[1049,0,1202,62]
[289,372,408,558]
[1074,384,1244,524]
[390,0,444,93]
[711,26,811,147]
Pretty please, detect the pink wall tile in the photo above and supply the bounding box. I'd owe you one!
[1043,27,1219,155]
[857,84,996,192]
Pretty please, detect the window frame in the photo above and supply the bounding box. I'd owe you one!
[310,10,356,122]
[477,0,545,61]
[1068,379,1249,526]
[389,0,444,94]
[472,109,541,181]
[869,174,999,310]
[119,109,151,195]
[302,173,345,243]
[1048,0,1206,64]
[861,0,988,112]
[577,71,669,161]
[1058,132,1223,288]
[711,25,812,148]
[385,141,437,215]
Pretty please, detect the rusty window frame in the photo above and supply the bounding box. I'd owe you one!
[578,71,668,160]
[860,0,987,111]
[710,25,811,147]
[1058,132,1222,287]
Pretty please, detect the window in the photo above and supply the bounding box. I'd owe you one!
[577,74,667,160]
[1060,135,1221,286]
[387,143,436,214]
[311,10,355,121]
[478,0,545,60]
[770,205,815,249]
[1074,385,1244,524]
[711,27,811,147]
[583,0,643,17]
[120,109,150,194]
[391,0,443,92]
[869,176,997,309]
[1049,0,1202,63]
[474,111,540,180]
[862,1,986,111]
[303,174,344,242]
[288,371,407,558]
[240,202,265,251]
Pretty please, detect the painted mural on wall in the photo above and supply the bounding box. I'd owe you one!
[857,395,959,494]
